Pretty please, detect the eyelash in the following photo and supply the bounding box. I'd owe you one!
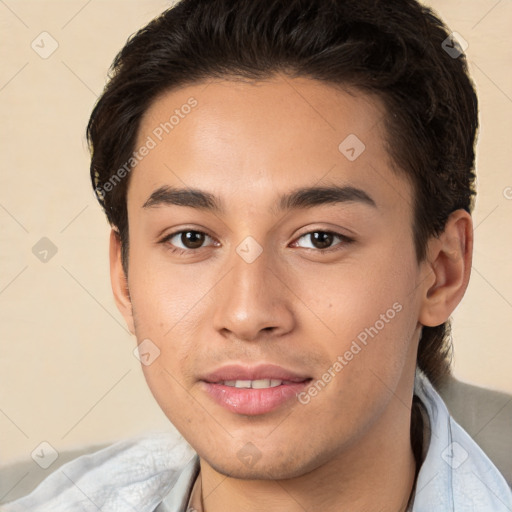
[159,229,354,256]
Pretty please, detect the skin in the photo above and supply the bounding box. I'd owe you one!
[110,75,473,512]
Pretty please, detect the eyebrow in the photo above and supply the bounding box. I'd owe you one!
[142,184,377,214]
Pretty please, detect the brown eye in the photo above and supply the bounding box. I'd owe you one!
[294,231,353,251]
[162,230,215,252]
[309,232,334,249]
[180,231,206,249]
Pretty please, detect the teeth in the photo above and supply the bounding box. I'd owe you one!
[252,379,282,389]
[222,379,283,388]
[234,380,252,388]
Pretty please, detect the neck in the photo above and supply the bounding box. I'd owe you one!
[195,390,418,512]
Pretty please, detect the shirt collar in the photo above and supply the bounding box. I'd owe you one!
[410,368,512,510]
[158,454,200,511]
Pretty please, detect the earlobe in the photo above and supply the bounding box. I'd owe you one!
[418,209,473,327]
[109,228,135,334]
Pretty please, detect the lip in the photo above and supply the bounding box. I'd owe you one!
[200,363,311,383]
[200,381,311,415]
[199,364,312,415]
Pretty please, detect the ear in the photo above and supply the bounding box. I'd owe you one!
[418,209,473,327]
[109,228,135,334]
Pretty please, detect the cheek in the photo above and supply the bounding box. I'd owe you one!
[128,241,215,339]
[296,246,419,391]
[128,265,211,409]
[140,360,200,433]
[295,249,416,342]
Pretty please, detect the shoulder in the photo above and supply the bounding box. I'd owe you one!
[413,370,512,511]
[437,374,512,486]
[1,431,197,512]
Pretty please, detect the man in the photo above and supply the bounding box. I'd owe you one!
[4,0,511,510]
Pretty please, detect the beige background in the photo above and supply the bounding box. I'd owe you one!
[0,0,511,473]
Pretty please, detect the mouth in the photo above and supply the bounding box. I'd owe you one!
[213,378,307,388]
[199,364,313,415]
[200,380,312,415]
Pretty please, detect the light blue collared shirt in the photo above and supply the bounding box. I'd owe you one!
[2,369,511,511]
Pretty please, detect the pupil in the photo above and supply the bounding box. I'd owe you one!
[183,231,204,249]
[312,232,332,249]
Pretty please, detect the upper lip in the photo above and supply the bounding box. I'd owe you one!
[200,364,311,383]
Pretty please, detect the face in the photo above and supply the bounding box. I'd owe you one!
[117,75,430,479]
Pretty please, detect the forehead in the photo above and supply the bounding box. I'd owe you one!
[130,75,412,218]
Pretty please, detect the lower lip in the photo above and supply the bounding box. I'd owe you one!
[201,380,311,415]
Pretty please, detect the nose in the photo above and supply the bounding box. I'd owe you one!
[212,243,295,341]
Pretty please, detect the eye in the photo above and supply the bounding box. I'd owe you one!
[160,230,217,254]
[292,230,353,251]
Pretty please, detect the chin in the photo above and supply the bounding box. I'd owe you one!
[201,447,326,481]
